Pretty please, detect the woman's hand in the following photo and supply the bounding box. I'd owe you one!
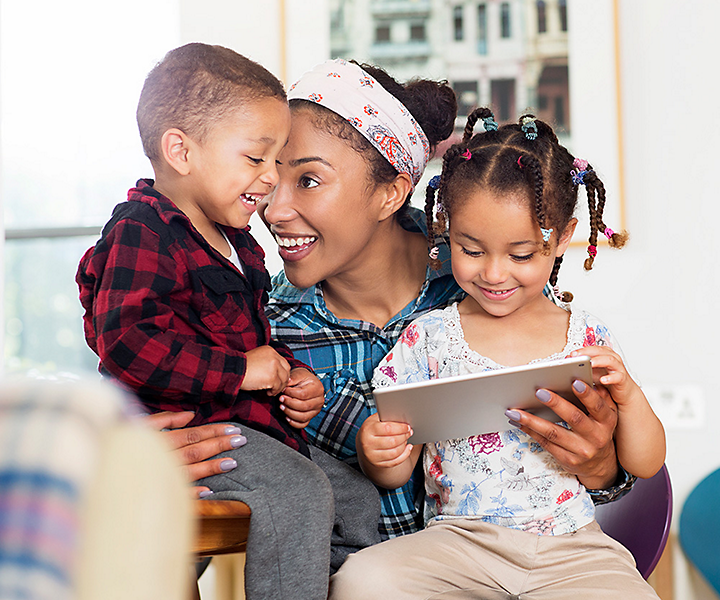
[507,380,620,490]
[279,368,325,429]
[146,411,247,498]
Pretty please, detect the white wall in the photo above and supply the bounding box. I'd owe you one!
[566,1,720,598]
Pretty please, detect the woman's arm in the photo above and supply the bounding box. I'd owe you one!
[356,413,423,489]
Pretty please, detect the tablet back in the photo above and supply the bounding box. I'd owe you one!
[373,356,592,444]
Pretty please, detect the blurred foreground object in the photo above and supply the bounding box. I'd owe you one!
[0,378,193,600]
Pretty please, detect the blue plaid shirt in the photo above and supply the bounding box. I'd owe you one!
[266,208,634,538]
[267,208,464,538]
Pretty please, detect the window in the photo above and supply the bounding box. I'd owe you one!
[410,23,426,42]
[454,6,464,41]
[477,4,487,54]
[491,79,515,122]
[537,1,547,34]
[375,24,391,43]
[453,81,479,117]
[559,0,568,32]
[500,2,511,38]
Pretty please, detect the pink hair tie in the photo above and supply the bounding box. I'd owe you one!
[461,149,472,161]
[573,158,589,171]
[517,156,523,168]
[429,246,439,260]
[603,227,615,239]
[587,245,597,258]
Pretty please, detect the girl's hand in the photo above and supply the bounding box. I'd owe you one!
[569,347,643,408]
[279,368,325,429]
[356,413,422,489]
[241,345,291,396]
[358,413,414,468]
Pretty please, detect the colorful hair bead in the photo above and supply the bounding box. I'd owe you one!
[517,156,524,169]
[461,149,472,161]
[521,116,538,140]
[482,116,499,132]
[429,246,439,260]
[429,175,441,189]
[587,245,597,258]
[603,227,615,239]
[571,169,588,186]
[541,228,554,242]
[573,158,589,171]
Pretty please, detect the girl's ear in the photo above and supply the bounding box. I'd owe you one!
[377,173,414,221]
[160,128,191,176]
[555,218,577,257]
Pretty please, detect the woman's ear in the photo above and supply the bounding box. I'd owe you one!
[160,128,191,176]
[378,173,414,221]
[555,218,578,257]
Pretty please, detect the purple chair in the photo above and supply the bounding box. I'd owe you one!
[594,464,673,580]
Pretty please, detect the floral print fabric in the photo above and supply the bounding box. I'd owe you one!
[372,303,620,536]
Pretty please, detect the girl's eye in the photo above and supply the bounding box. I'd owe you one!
[511,254,534,262]
[247,156,263,165]
[298,175,319,189]
[461,247,483,257]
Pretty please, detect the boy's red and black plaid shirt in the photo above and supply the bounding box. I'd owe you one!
[77,179,310,456]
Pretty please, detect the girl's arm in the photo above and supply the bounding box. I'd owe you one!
[356,413,423,489]
[571,346,666,478]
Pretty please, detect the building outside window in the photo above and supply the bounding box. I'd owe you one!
[410,22,426,42]
[491,78,515,122]
[477,4,487,54]
[375,23,391,43]
[559,0,568,31]
[500,2,511,38]
[454,5,464,41]
[537,0,547,33]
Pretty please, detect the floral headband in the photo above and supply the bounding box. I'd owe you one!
[288,59,430,189]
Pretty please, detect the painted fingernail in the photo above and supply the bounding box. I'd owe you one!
[505,409,522,421]
[536,389,552,403]
[225,426,242,435]
[199,490,214,498]
[573,380,587,393]
[230,435,247,448]
[507,419,522,428]
[279,404,286,411]
[220,458,237,472]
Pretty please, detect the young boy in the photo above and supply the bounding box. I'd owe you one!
[76,43,336,600]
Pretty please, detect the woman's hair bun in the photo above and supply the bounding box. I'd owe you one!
[354,62,458,149]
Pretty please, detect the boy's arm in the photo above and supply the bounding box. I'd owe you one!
[79,220,251,405]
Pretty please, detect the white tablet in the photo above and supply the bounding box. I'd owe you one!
[373,355,593,444]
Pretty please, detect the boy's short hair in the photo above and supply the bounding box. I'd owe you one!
[137,42,286,163]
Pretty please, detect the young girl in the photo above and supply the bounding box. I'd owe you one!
[329,108,666,599]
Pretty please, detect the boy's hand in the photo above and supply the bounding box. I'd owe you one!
[241,345,291,396]
[569,347,643,408]
[358,413,414,469]
[279,368,325,429]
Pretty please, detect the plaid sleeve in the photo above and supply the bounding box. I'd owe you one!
[77,218,247,406]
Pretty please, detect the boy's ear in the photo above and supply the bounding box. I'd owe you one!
[378,173,413,221]
[555,218,578,257]
[160,128,191,176]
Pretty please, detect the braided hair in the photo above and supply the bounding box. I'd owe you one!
[425,107,628,299]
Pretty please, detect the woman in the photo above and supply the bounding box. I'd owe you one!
[259,59,633,543]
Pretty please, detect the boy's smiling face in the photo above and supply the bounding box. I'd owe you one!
[178,96,291,232]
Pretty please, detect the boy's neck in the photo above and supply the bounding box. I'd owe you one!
[151,174,230,258]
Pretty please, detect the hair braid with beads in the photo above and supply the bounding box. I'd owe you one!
[424,107,628,299]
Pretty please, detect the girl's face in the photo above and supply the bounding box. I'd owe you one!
[449,187,574,319]
[258,109,390,289]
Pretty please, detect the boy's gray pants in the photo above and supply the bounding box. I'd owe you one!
[196,425,381,600]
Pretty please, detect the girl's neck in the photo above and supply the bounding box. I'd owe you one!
[322,219,428,328]
[458,295,571,366]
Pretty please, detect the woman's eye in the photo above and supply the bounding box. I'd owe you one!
[247,156,263,165]
[511,254,534,262]
[298,175,319,189]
